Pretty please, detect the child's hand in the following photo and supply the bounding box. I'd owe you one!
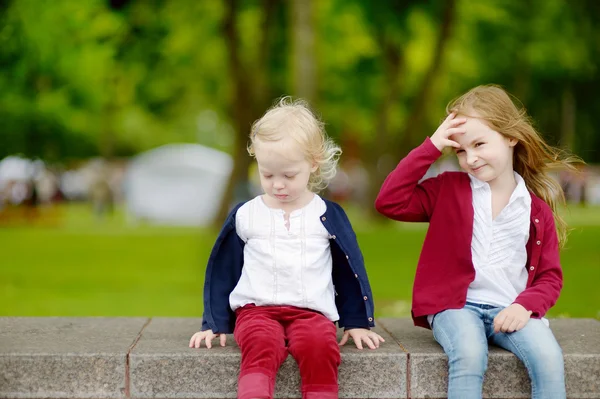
[430,112,467,152]
[189,330,227,349]
[339,328,385,350]
[493,303,532,333]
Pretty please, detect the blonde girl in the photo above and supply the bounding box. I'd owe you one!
[191,98,384,399]
[376,85,578,399]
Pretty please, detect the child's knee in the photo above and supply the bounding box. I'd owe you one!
[292,335,340,365]
[449,344,488,374]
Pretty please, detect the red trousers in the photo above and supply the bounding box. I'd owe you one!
[234,304,340,399]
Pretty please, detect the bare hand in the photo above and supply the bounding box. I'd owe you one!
[189,330,227,348]
[430,112,467,151]
[493,304,532,333]
[339,328,385,350]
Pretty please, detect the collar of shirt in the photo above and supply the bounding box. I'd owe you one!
[469,171,531,208]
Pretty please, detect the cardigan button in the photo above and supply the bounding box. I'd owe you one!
[530,266,535,271]
[331,235,336,239]
[321,216,326,221]
[363,296,368,301]
[536,240,541,245]
[368,317,373,322]
[535,218,539,223]
[346,255,349,260]
[354,274,358,278]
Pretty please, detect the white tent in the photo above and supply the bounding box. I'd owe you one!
[124,144,233,226]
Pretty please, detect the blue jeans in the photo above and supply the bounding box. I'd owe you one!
[432,302,565,399]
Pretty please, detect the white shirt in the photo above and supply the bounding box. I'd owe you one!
[466,172,531,307]
[429,172,532,327]
[229,194,339,322]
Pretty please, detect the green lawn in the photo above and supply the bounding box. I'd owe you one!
[1,203,598,319]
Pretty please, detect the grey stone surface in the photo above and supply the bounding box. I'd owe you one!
[379,317,600,399]
[0,317,148,399]
[130,318,406,398]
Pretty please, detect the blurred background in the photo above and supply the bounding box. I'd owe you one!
[1,0,598,319]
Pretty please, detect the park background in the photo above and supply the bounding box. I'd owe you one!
[1,0,599,320]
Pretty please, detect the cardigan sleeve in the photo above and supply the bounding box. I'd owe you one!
[375,137,445,222]
[513,208,563,318]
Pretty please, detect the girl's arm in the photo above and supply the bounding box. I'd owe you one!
[375,114,466,222]
[375,137,444,222]
[513,209,563,318]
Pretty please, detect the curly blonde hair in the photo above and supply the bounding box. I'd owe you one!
[248,97,342,192]
[447,84,582,247]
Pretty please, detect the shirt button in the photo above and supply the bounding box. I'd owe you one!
[363,296,368,301]
[354,274,358,278]
[368,317,373,322]
[536,240,541,245]
[530,266,535,271]
[535,218,539,223]
[321,216,326,221]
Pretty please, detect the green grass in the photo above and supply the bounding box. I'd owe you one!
[1,203,598,319]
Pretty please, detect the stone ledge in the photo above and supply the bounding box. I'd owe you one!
[0,317,598,399]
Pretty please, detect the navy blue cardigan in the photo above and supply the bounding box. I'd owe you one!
[201,198,376,334]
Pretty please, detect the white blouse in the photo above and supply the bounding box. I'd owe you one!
[466,172,531,307]
[229,194,339,322]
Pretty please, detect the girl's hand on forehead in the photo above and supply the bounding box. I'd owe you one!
[430,112,467,152]
[339,328,385,350]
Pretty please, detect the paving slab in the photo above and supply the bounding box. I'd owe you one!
[129,318,407,398]
[379,317,600,399]
[0,317,149,399]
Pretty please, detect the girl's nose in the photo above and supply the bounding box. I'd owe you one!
[467,152,478,165]
[273,180,285,189]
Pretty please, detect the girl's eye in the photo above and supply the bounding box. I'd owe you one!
[456,149,465,154]
[285,175,296,179]
[475,142,485,147]
[263,175,273,179]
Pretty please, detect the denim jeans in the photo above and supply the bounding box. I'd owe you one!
[432,302,566,399]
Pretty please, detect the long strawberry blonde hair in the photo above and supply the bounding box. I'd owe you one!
[447,84,582,247]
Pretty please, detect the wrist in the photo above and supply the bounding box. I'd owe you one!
[429,136,444,152]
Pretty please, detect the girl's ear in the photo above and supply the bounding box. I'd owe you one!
[507,137,518,147]
[310,162,318,173]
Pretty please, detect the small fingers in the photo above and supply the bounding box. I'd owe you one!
[447,117,467,127]
[445,139,461,148]
[354,337,364,350]
[501,316,514,333]
[446,127,467,136]
[371,333,385,346]
[363,336,376,350]
[204,335,213,349]
[507,318,520,333]
[493,314,506,333]
[339,332,349,346]
[220,334,227,347]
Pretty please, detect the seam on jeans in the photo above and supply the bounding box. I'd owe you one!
[504,332,536,397]
[433,316,454,354]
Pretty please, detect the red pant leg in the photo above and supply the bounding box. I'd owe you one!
[285,308,340,399]
[234,305,288,399]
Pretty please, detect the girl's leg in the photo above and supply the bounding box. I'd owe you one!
[234,305,287,399]
[490,319,566,399]
[432,306,488,399]
[285,309,340,399]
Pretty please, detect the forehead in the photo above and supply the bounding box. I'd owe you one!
[254,139,307,168]
[452,117,498,144]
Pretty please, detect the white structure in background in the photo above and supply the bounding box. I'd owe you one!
[123,144,233,226]
[0,156,45,206]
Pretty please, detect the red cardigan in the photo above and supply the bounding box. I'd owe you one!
[375,137,563,329]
